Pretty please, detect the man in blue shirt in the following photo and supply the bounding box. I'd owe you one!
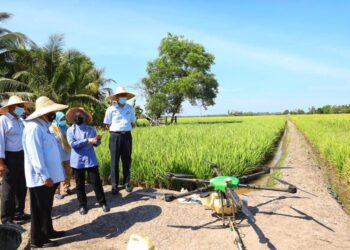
[23,96,68,248]
[66,107,109,215]
[0,96,32,225]
[104,86,136,195]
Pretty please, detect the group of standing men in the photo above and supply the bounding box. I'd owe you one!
[0,86,136,248]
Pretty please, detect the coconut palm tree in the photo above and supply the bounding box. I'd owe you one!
[0,34,113,108]
[0,12,34,78]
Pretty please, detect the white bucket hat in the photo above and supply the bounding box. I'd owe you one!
[108,86,135,101]
[0,96,32,113]
[26,96,68,120]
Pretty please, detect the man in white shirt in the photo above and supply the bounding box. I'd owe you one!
[104,87,136,195]
[23,96,68,248]
[0,96,32,225]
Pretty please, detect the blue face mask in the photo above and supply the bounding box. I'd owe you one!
[14,107,24,117]
[59,120,67,126]
[118,97,127,105]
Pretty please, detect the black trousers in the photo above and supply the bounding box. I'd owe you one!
[29,183,58,245]
[109,132,132,189]
[74,167,106,208]
[1,151,27,223]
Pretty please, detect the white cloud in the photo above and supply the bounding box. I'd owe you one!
[200,36,350,81]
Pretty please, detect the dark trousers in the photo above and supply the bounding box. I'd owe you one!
[29,183,58,245]
[1,151,27,223]
[74,167,106,208]
[109,132,132,189]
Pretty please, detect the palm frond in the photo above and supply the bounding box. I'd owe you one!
[100,87,113,97]
[0,12,12,22]
[0,91,35,101]
[0,32,35,49]
[0,78,31,92]
[0,27,11,35]
[12,70,33,81]
[68,94,101,105]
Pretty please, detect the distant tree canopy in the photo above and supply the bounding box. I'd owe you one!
[228,104,350,116]
[142,33,219,123]
[0,12,114,124]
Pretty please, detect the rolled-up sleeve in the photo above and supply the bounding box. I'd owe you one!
[103,108,112,125]
[25,126,50,181]
[0,118,7,159]
[67,127,88,149]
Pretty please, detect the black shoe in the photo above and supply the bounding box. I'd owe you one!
[125,183,133,193]
[65,188,74,195]
[101,204,110,213]
[31,240,59,248]
[4,220,15,225]
[48,230,66,239]
[14,212,31,221]
[111,188,119,195]
[79,206,88,215]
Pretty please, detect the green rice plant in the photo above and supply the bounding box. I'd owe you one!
[291,114,350,182]
[96,115,286,187]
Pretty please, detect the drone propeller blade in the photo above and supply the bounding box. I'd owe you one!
[226,188,256,222]
[273,177,292,186]
[134,192,176,201]
[273,178,317,197]
[167,173,195,178]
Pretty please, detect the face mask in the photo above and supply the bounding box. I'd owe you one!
[74,116,84,125]
[59,120,67,126]
[118,97,127,105]
[47,113,56,122]
[14,107,24,117]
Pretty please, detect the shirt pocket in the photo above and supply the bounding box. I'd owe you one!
[112,113,122,123]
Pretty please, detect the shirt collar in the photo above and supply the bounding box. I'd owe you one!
[36,118,50,129]
[5,112,17,120]
[74,123,87,129]
[113,103,127,109]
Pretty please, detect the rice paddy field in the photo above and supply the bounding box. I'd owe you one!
[291,114,350,182]
[96,115,286,187]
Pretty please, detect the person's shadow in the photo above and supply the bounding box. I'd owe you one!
[59,205,161,245]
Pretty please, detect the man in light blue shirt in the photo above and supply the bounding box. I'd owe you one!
[0,96,32,225]
[104,86,136,195]
[23,96,67,248]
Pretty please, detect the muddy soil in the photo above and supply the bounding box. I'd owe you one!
[18,121,350,250]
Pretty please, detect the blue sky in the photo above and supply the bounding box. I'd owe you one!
[2,0,350,115]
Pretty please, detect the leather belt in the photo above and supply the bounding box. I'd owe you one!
[111,131,131,135]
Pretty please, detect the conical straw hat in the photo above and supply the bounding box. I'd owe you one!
[26,96,68,120]
[0,95,32,113]
[108,86,135,101]
[66,107,92,124]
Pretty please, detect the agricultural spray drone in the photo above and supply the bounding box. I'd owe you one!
[137,161,297,250]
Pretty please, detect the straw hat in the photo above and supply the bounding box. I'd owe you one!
[0,96,32,113]
[66,107,92,124]
[26,96,68,120]
[108,86,135,101]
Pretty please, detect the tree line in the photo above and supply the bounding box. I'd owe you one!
[227,104,350,116]
[0,12,114,124]
[1,12,220,124]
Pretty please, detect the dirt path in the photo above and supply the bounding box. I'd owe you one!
[238,121,350,249]
[20,121,350,250]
